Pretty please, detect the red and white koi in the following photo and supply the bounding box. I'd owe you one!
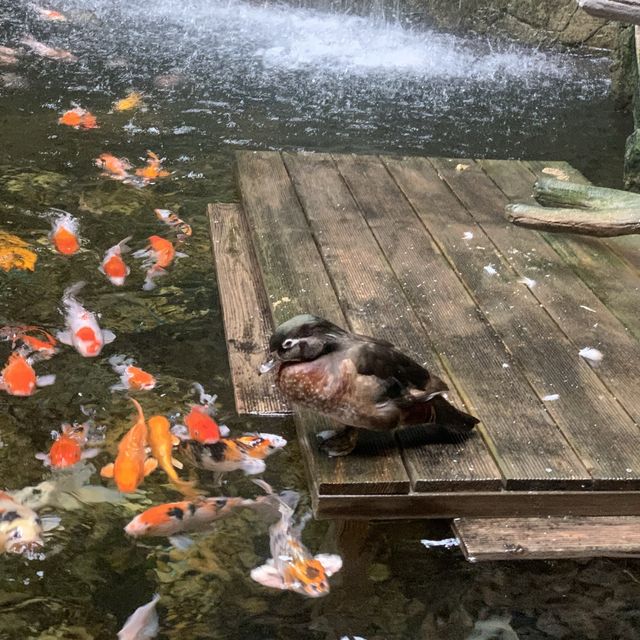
[57,282,116,357]
[0,350,55,396]
[109,355,156,391]
[250,481,342,597]
[99,236,132,286]
[35,423,100,469]
[31,5,67,21]
[154,209,192,242]
[133,235,186,291]
[45,209,82,256]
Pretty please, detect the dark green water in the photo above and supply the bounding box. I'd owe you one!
[1,0,639,638]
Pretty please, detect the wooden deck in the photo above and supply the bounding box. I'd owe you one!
[209,151,640,524]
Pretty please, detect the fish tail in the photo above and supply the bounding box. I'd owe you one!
[62,281,86,304]
[130,398,145,423]
[118,236,133,253]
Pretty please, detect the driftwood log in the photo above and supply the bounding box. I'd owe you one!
[505,178,640,236]
[578,0,640,25]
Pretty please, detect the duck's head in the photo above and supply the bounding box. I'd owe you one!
[260,314,344,373]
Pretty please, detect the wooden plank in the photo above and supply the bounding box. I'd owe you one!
[453,516,640,561]
[335,153,588,490]
[282,151,502,492]
[208,203,289,416]
[578,0,640,25]
[522,160,640,341]
[479,160,640,427]
[313,491,640,520]
[235,150,411,495]
[387,155,640,488]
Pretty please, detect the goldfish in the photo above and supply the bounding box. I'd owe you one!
[113,90,144,112]
[109,355,156,391]
[250,481,342,597]
[183,406,225,444]
[133,235,186,291]
[0,491,45,556]
[0,324,58,360]
[100,399,157,493]
[32,5,67,21]
[135,151,170,183]
[147,415,190,490]
[57,282,116,357]
[124,494,265,539]
[95,153,133,181]
[118,594,160,640]
[99,236,132,286]
[35,423,99,469]
[154,208,192,241]
[20,36,77,62]
[59,107,98,130]
[46,209,81,255]
[0,351,55,396]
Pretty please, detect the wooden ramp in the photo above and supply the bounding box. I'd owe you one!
[208,151,640,559]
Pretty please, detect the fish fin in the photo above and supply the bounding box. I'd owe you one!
[101,329,116,344]
[110,382,127,392]
[41,515,61,532]
[175,251,188,259]
[81,447,100,460]
[171,457,183,470]
[143,457,158,476]
[100,463,115,478]
[34,452,50,465]
[250,564,287,590]
[241,458,266,475]
[36,374,56,388]
[56,330,73,345]
[219,424,230,437]
[171,435,181,447]
[142,278,156,291]
[169,535,194,550]
[315,553,343,576]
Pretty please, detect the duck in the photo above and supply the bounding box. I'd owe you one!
[260,314,479,456]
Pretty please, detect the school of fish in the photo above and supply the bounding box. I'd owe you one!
[0,5,342,637]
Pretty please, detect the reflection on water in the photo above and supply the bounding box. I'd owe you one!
[0,0,638,638]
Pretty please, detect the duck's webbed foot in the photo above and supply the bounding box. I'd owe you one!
[316,426,359,457]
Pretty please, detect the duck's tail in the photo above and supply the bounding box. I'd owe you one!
[430,395,479,433]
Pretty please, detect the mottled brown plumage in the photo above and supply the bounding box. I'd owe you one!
[261,315,479,456]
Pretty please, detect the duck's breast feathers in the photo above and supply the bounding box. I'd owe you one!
[350,342,448,403]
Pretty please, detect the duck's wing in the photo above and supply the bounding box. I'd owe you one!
[351,342,448,404]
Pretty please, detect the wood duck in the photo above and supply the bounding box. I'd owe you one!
[260,314,479,456]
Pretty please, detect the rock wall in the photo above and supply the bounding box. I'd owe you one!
[414,0,619,49]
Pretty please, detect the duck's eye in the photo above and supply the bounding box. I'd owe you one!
[282,339,297,350]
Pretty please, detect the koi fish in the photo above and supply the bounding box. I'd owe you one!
[0,46,19,66]
[147,415,189,488]
[133,235,186,291]
[32,5,67,21]
[109,355,156,391]
[95,153,133,181]
[46,209,81,255]
[57,282,116,357]
[117,594,160,640]
[113,91,143,112]
[250,481,342,597]
[35,423,99,469]
[154,209,192,241]
[235,433,287,459]
[59,107,98,130]
[134,151,170,183]
[99,236,131,286]
[20,36,77,62]
[0,325,58,360]
[100,399,157,493]
[124,494,265,538]
[0,491,44,556]
[0,351,55,396]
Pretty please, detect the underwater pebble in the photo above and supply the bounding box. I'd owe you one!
[579,347,603,363]
[483,264,497,275]
[542,394,560,401]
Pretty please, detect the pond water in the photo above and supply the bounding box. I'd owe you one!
[1,0,639,638]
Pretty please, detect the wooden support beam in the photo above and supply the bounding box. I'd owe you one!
[578,0,640,25]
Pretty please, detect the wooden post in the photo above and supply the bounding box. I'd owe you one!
[578,0,640,25]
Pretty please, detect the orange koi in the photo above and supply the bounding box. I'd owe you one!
[250,481,341,597]
[20,36,76,62]
[59,107,98,130]
[35,423,99,469]
[0,351,55,396]
[133,235,186,291]
[95,153,133,181]
[134,151,170,183]
[113,90,143,112]
[109,355,156,391]
[100,399,157,493]
[47,209,81,255]
[99,237,131,286]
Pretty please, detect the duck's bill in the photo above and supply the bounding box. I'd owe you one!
[259,358,277,375]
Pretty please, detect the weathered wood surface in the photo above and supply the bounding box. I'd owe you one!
[235,150,411,495]
[454,515,640,561]
[578,0,640,25]
[337,153,587,490]
[421,157,640,488]
[480,159,640,427]
[208,203,289,416]
[282,151,502,492]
